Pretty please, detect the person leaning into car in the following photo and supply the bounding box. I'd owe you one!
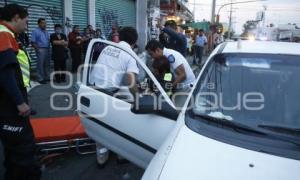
[146,40,196,107]
[90,27,139,97]
[89,26,140,166]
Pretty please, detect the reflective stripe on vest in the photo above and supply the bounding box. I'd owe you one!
[17,49,30,87]
[0,25,30,87]
[163,73,172,82]
[163,73,173,96]
[0,24,15,37]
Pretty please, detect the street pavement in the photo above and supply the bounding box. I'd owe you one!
[0,54,207,180]
[40,152,144,180]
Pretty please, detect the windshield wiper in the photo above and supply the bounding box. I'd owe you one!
[193,113,300,147]
[193,113,266,136]
[258,124,300,136]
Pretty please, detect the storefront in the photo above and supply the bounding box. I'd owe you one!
[1,0,142,71]
[0,0,64,71]
[95,0,136,38]
[72,0,89,31]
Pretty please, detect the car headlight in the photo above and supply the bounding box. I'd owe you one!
[248,35,256,41]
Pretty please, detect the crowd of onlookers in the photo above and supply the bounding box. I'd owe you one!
[18,17,217,85]
[19,18,108,84]
[18,17,215,93]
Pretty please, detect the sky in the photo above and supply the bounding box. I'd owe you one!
[186,0,300,34]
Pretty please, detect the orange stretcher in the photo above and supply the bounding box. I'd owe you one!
[30,116,95,155]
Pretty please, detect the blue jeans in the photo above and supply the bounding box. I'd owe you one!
[36,48,50,81]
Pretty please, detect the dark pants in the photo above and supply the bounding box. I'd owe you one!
[194,45,204,65]
[0,116,41,180]
[186,48,190,56]
[53,58,66,82]
[70,47,82,73]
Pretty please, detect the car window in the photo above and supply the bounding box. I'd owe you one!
[86,41,163,102]
[192,53,300,128]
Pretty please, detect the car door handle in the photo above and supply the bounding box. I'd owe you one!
[80,96,90,107]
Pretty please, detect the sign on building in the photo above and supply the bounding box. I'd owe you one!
[149,7,160,40]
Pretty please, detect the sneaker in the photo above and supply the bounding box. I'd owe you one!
[96,143,109,168]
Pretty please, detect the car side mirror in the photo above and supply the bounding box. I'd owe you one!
[131,94,179,120]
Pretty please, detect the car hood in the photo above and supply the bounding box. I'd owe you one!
[157,125,300,180]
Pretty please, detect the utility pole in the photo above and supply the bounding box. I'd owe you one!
[193,0,196,21]
[216,0,267,23]
[262,5,267,28]
[228,0,233,39]
[211,0,217,23]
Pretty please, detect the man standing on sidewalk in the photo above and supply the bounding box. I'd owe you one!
[31,18,50,84]
[194,29,207,65]
[50,24,68,83]
[68,25,83,73]
[0,4,41,180]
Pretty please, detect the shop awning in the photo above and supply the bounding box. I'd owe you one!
[186,22,210,31]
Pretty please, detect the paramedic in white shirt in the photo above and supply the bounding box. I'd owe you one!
[146,40,195,91]
[90,27,139,96]
[89,26,139,166]
[146,40,196,108]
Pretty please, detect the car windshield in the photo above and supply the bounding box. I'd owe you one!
[192,53,300,134]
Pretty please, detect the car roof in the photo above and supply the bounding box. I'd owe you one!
[221,41,300,55]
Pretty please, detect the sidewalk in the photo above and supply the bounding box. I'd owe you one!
[186,54,208,77]
[29,78,77,119]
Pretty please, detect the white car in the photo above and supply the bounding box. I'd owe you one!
[78,40,300,180]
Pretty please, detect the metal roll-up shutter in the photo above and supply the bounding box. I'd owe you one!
[0,2,4,8]
[72,0,88,31]
[0,0,63,73]
[95,0,136,38]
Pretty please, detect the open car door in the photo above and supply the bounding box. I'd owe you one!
[77,39,179,168]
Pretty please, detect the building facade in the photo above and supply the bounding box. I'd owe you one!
[160,0,193,25]
[0,0,147,70]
